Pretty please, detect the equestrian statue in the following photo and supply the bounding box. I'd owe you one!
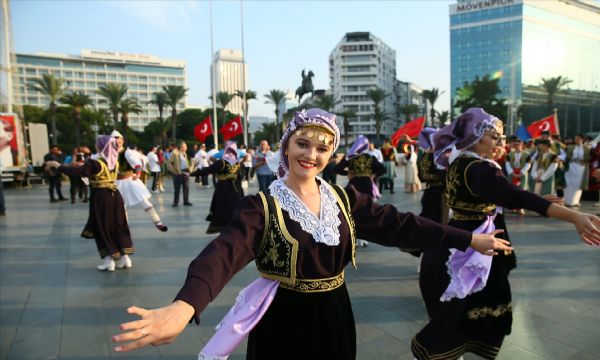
[295,69,314,103]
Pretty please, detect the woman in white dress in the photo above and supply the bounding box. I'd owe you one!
[564,134,590,207]
[404,142,422,193]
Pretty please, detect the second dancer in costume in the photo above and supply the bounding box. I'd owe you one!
[196,141,245,234]
[412,108,600,360]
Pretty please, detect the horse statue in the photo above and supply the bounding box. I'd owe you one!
[295,69,314,103]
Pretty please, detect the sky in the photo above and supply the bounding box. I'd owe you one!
[11,0,453,119]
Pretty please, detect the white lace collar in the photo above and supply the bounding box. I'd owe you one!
[269,177,341,246]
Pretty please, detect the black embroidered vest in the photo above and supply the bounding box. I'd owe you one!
[446,155,496,216]
[216,160,241,181]
[417,152,445,187]
[255,184,356,286]
[348,153,374,177]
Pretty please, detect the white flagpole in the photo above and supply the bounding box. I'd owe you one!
[240,0,248,146]
[209,0,219,148]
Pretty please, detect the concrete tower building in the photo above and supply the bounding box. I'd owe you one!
[211,49,248,116]
[329,32,397,142]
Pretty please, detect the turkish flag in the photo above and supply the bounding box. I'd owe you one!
[194,116,213,143]
[219,116,243,141]
[390,116,425,147]
[527,114,558,139]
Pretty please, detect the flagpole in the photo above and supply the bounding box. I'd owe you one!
[209,0,219,148]
[240,0,248,146]
[554,108,559,135]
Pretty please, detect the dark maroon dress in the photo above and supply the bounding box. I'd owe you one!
[60,159,133,259]
[197,159,244,234]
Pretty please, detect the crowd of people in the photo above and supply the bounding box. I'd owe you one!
[2,106,598,359]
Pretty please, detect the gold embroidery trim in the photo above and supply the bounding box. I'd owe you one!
[90,159,118,190]
[412,337,500,360]
[450,213,487,221]
[348,154,374,177]
[467,302,512,320]
[279,271,345,293]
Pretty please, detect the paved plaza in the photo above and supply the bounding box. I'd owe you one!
[1,172,599,360]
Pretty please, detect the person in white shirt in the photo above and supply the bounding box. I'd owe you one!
[193,143,210,187]
[147,146,162,193]
[367,143,383,163]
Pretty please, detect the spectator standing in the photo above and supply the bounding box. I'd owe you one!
[253,140,274,193]
[166,141,194,207]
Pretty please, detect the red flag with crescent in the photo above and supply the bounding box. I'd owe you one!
[527,114,558,139]
[219,116,243,141]
[194,116,213,142]
[390,116,425,147]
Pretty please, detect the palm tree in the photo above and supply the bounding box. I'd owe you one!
[541,76,572,111]
[235,89,257,119]
[215,91,235,126]
[422,88,444,126]
[264,89,287,140]
[313,94,339,112]
[28,74,67,146]
[60,92,92,147]
[436,110,450,125]
[118,98,143,131]
[96,83,128,126]
[148,92,169,147]
[366,87,389,143]
[162,85,188,142]
[399,104,421,124]
[336,109,356,147]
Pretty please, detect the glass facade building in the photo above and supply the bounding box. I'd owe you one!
[13,50,187,131]
[450,0,600,137]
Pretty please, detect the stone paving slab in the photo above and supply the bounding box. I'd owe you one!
[1,174,599,360]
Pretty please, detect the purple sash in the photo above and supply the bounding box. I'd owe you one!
[198,278,279,360]
[440,213,496,302]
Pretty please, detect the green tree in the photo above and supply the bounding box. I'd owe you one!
[436,110,450,125]
[27,74,67,146]
[422,88,444,126]
[366,87,389,143]
[398,104,421,124]
[148,91,169,147]
[96,83,128,126]
[541,76,572,111]
[60,92,93,147]
[253,121,278,146]
[313,94,339,112]
[336,110,356,147]
[213,91,235,127]
[264,89,287,140]
[163,85,188,143]
[118,98,143,131]
[454,75,507,120]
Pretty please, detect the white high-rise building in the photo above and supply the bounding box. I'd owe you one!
[211,49,248,116]
[329,32,397,141]
[13,50,187,131]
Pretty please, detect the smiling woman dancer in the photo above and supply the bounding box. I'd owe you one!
[412,108,600,360]
[112,108,512,360]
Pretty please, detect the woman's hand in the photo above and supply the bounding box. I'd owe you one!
[571,212,600,246]
[112,300,195,352]
[470,229,512,255]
